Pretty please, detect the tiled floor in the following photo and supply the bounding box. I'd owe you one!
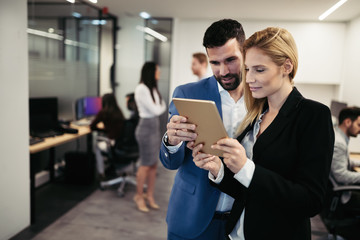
[15,161,331,240]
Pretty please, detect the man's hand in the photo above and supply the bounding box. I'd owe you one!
[166,115,197,146]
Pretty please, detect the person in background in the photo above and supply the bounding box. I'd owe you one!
[126,92,139,126]
[134,62,166,213]
[160,19,247,239]
[90,93,125,178]
[331,107,360,215]
[193,27,334,239]
[191,52,209,81]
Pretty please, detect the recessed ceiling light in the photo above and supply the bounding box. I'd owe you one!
[72,12,82,18]
[139,11,151,19]
[67,0,75,3]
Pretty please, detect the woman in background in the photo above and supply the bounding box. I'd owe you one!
[192,27,334,239]
[90,93,125,178]
[134,62,166,212]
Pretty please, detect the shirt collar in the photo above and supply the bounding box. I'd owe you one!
[217,81,226,94]
[217,81,245,104]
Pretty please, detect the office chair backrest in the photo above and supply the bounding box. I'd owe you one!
[112,119,138,158]
[323,178,340,218]
[320,176,360,239]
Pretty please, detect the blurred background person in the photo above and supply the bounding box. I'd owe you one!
[331,107,360,212]
[134,62,166,212]
[126,92,139,126]
[191,52,209,81]
[90,93,125,179]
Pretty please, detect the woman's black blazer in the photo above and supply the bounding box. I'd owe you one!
[215,88,334,240]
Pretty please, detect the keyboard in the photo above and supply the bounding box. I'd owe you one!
[31,129,64,138]
[72,118,92,126]
[29,137,44,145]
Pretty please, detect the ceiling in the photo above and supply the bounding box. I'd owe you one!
[95,0,360,22]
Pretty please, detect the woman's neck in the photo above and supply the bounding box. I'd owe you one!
[267,83,293,114]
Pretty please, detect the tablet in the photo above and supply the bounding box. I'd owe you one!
[173,98,228,157]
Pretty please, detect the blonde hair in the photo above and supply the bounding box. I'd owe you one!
[237,27,298,135]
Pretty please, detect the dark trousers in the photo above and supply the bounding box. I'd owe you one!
[168,218,228,240]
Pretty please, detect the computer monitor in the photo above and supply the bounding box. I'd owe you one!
[29,97,58,131]
[75,96,102,120]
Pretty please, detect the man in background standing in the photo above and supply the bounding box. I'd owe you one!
[191,52,209,81]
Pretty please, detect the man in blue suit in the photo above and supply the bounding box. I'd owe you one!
[159,19,247,240]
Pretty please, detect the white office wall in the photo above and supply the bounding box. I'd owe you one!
[170,18,211,96]
[170,19,345,104]
[115,16,145,118]
[343,16,360,152]
[0,1,30,239]
[342,16,360,107]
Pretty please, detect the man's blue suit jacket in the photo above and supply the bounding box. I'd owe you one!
[159,76,223,239]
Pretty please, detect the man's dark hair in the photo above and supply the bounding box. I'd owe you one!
[203,19,245,51]
[339,107,360,124]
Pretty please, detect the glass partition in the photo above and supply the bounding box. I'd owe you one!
[144,18,172,134]
[28,1,117,121]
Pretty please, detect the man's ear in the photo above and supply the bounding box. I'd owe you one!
[343,118,353,127]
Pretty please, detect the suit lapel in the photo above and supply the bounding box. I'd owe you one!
[252,88,304,162]
[206,76,222,119]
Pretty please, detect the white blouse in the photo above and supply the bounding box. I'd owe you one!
[134,83,166,118]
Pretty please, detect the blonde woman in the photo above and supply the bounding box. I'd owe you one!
[192,27,334,239]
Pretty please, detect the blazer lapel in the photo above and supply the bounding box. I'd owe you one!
[252,88,304,162]
[206,76,222,119]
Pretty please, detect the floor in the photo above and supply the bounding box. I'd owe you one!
[12,162,331,240]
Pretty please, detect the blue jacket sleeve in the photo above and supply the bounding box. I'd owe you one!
[159,86,188,170]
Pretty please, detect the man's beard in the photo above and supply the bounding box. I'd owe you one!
[215,73,241,91]
[347,129,357,138]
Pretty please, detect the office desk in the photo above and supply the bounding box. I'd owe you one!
[351,153,360,172]
[29,125,92,224]
[30,125,91,154]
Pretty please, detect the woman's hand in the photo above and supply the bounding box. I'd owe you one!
[211,138,247,174]
[192,143,222,178]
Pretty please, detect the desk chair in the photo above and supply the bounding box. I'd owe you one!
[320,176,360,240]
[98,119,139,197]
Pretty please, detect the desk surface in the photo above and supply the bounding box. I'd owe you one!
[29,125,91,154]
[351,153,360,172]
